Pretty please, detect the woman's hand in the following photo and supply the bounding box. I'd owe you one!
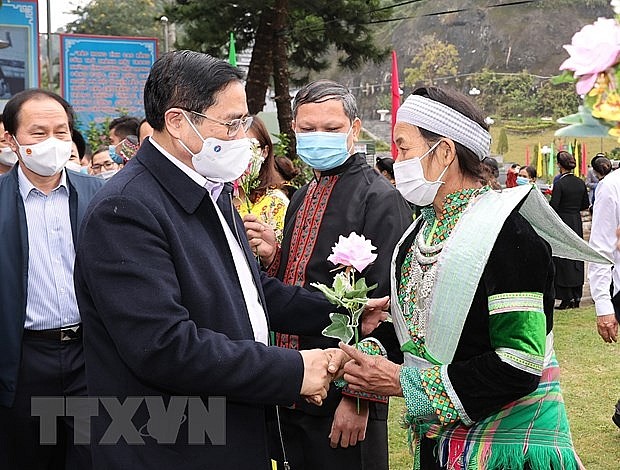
[339,342,403,397]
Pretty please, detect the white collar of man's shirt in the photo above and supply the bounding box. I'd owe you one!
[17,164,68,200]
[148,135,223,200]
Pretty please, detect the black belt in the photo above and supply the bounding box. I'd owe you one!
[24,324,82,342]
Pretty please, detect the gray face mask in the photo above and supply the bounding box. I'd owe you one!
[393,141,448,206]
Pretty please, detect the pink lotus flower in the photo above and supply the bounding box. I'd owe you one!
[327,232,377,272]
[560,18,620,95]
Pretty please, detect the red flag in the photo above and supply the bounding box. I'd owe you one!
[391,50,400,159]
[525,146,530,166]
[581,142,588,175]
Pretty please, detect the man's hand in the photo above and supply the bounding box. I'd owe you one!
[339,342,402,397]
[361,296,389,336]
[243,214,277,266]
[299,349,332,405]
[329,396,369,448]
[597,314,618,343]
[325,347,351,380]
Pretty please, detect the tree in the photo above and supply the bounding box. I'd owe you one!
[66,0,166,43]
[404,35,460,87]
[496,128,509,155]
[468,70,580,120]
[165,0,391,158]
[535,81,580,119]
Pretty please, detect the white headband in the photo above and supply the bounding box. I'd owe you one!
[396,95,491,160]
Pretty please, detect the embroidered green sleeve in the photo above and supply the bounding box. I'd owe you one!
[401,366,467,426]
[420,366,462,425]
[400,366,434,420]
[488,292,546,375]
[342,339,388,403]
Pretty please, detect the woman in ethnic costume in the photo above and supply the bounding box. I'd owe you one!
[236,116,299,241]
[337,87,607,470]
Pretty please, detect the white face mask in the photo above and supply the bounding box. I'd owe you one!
[15,136,72,176]
[178,111,253,183]
[98,168,119,180]
[0,147,18,166]
[393,140,448,206]
[65,161,82,172]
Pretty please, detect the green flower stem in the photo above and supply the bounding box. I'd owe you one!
[351,269,360,414]
[354,323,360,414]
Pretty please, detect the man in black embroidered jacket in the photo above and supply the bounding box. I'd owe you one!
[245,80,412,470]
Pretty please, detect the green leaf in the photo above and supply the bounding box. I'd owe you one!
[322,312,354,343]
[332,272,350,298]
[310,282,342,306]
[584,93,598,110]
[354,278,368,290]
[351,305,365,325]
[550,71,576,85]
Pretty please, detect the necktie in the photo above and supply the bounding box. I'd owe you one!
[215,183,238,239]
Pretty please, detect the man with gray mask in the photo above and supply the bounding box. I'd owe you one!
[0,89,103,469]
[245,79,412,470]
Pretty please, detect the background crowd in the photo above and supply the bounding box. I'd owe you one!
[0,49,618,470]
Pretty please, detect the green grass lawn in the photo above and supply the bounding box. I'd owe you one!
[387,305,620,469]
[490,127,619,171]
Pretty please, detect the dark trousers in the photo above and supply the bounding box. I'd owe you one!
[555,285,583,303]
[270,406,388,470]
[0,335,91,470]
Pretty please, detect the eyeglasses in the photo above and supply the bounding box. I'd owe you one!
[187,110,253,137]
[91,160,117,171]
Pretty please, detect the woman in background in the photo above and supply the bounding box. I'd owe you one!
[550,150,590,309]
[236,116,299,241]
[481,156,501,189]
[517,165,537,185]
[505,163,520,187]
[375,155,396,185]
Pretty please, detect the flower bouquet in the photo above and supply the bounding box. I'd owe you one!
[555,1,620,138]
[234,138,264,213]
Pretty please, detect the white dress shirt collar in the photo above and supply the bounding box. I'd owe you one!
[18,165,68,200]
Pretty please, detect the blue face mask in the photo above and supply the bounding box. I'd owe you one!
[516,176,530,186]
[109,144,123,164]
[296,127,354,171]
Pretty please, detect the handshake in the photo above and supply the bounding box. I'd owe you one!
[298,296,390,405]
[299,348,349,406]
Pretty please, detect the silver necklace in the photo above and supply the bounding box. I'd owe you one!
[404,222,444,338]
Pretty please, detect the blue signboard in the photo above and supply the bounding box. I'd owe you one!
[0,0,39,109]
[60,34,157,128]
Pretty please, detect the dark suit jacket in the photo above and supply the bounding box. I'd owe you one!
[0,165,103,407]
[74,140,334,470]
